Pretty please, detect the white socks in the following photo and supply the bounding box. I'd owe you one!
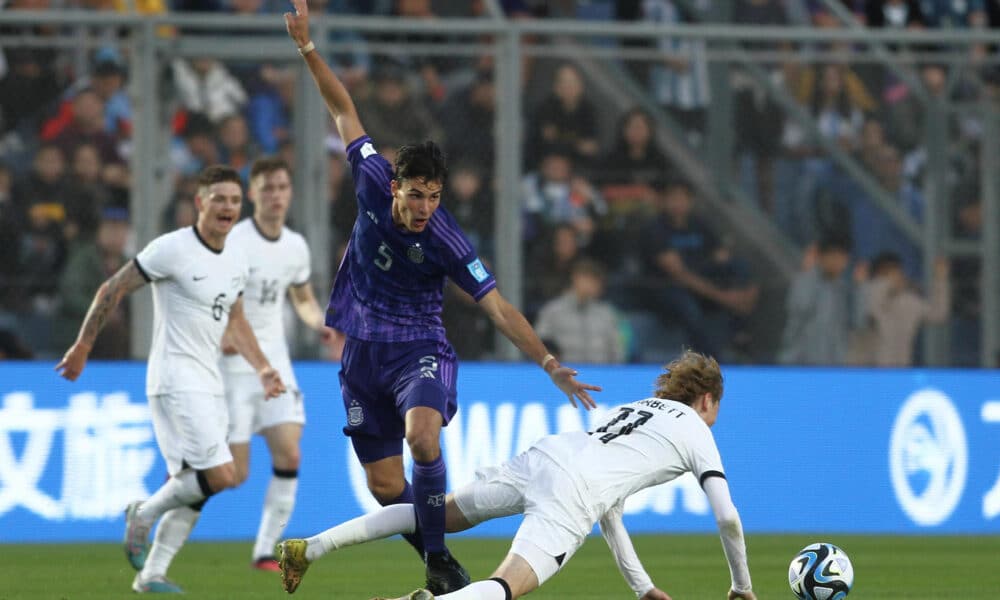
[141,506,200,579]
[439,580,508,600]
[305,504,416,562]
[253,474,298,560]
[136,470,205,524]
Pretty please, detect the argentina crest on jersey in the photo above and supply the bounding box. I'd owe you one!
[348,399,364,426]
[407,243,425,264]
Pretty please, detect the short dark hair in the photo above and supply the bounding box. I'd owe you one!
[250,156,291,180]
[394,141,448,185]
[197,164,242,189]
[817,234,851,254]
[871,251,903,275]
[571,257,606,280]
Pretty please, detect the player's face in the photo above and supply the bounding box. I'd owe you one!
[250,169,292,222]
[391,177,442,233]
[196,181,243,237]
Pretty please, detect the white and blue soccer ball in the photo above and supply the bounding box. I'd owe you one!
[788,542,854,600]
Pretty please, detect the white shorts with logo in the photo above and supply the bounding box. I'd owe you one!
[223,370,305,444]
[149,392,232,475]
[452,448,590,585]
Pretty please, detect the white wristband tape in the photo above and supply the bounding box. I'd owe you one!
[541,353,556,370]
[298,40,315,56]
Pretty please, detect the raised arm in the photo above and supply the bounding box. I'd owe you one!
[703,477,755,600]
[56,260,148,381]
[477,288,601,409]
[284,0,366,144]
[226,296,287,399]
[599,502,668,600]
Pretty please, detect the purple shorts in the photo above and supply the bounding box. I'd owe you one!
[340,337,458,464]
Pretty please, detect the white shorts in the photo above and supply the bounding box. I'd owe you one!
[223,371,305,445]
[149,392,233,475]
[452,448,588,585]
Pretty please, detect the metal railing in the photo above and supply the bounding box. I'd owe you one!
[0,10,996,365]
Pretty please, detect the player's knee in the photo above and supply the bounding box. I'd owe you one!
[204,465,239,492]
[233,464,250,486]
[366,470,405,503]
[274,446,301,471]
[404,430,440,462]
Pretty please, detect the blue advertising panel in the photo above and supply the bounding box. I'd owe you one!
[1,362,999,542]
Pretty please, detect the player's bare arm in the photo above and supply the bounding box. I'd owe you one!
[284,0,365,144]
[477,288,601,409]
[55,260,148,381]
[227,296,287,399]
[289,281,333,341]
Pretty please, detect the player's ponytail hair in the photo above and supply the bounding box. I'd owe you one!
[394,140,448,185]
[654,350,723,405]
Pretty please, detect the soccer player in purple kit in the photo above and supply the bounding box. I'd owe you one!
[280,0,601,595]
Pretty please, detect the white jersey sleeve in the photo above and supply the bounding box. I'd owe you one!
[599,501,655,598]
[703,476,752,593]
[135,234,176,282]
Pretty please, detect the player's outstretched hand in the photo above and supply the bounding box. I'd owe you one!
[641,587,672,600]
[55,342,91,381]
[284,0,310,47]
[259,366,287,399]
[728,588,756,600]
[549,366,601,410]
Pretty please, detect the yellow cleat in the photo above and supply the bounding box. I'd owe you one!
[276,539,311,594]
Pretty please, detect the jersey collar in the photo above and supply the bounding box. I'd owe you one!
[192,225,223,255]
[252,217,282,242]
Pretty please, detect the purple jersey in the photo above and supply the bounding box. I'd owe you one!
[326,136,497,342]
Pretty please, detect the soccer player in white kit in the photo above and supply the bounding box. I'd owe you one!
[276,350,755,600]
[56,165,286,594]
[219,156,331,571]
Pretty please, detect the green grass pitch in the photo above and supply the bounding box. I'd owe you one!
[2,535,998,599]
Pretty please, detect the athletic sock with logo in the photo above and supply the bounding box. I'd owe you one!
[412,456,447,554]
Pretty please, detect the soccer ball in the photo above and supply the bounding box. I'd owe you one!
[788,542,854,600]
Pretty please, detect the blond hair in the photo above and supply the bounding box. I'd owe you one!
[653,350,723,405]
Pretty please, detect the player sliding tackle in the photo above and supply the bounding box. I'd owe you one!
[283,0,600,594]
[277,351,756,600]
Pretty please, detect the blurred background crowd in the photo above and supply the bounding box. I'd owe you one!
[0,0,997,368]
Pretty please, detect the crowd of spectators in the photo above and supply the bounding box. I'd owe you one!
[0,0,995,368]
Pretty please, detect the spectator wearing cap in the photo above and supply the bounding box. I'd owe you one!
[533,258,625,364]
[54,205,132,358]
